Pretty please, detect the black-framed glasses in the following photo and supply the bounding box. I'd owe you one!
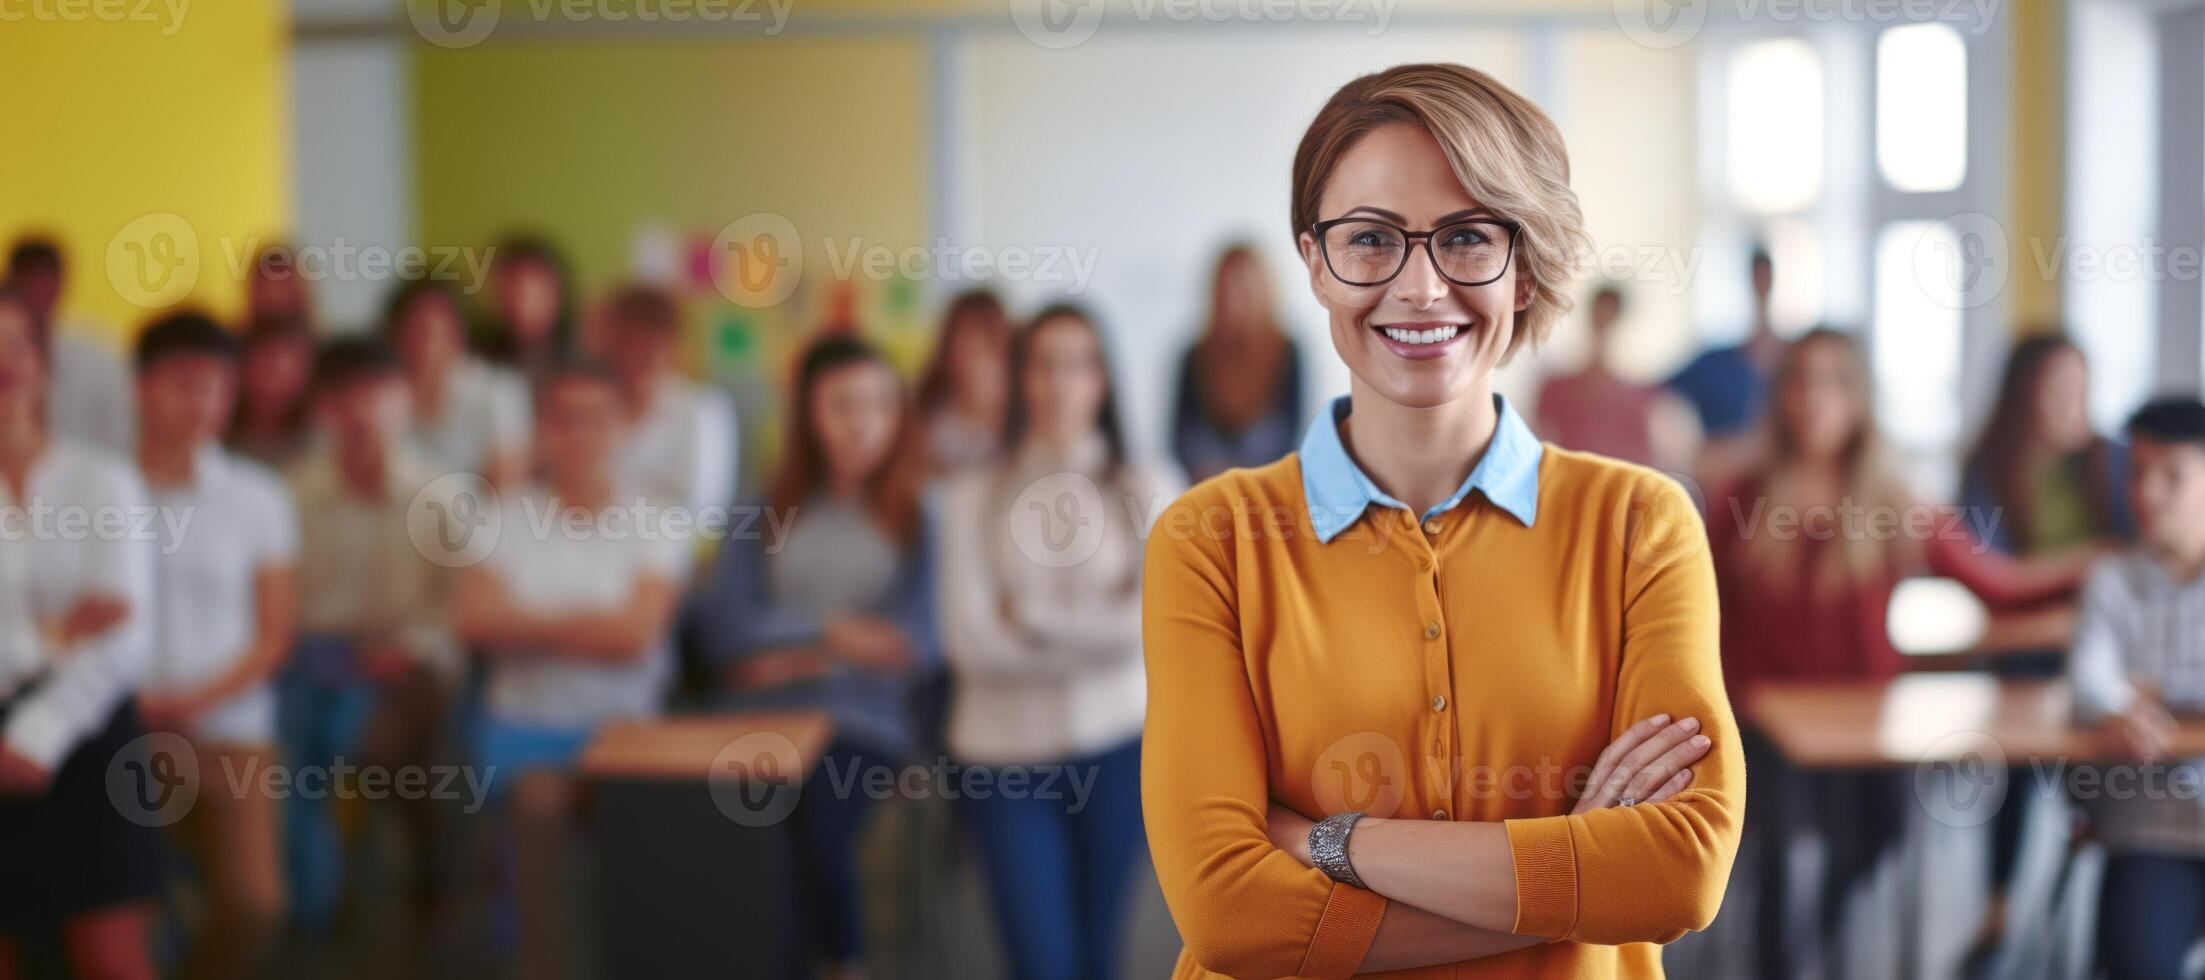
[1310,216,1520,287]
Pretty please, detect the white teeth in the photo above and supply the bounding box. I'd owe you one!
[1381,325,1462,345]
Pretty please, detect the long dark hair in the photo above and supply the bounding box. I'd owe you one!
[1002,302,1127,480]
[916,288,1010,414]
[474,235,576,368]
[1962,331,2118,552]
[768,334,926,544]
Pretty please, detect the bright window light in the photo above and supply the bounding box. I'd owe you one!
[1873,221,1966,450]
[1726,39,1825,214]
[1876,24,1969,193]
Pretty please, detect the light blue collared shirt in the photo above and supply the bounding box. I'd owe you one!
[1297,394,1543,543]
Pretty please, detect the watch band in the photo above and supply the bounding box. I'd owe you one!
[1308,811,1368,888]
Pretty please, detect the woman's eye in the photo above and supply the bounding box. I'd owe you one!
[1441,227,1490,247]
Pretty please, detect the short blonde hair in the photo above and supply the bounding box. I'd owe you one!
[1291,63,1590,358]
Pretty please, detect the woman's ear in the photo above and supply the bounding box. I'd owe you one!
[1514,268,1535,312]
[1298,232,1326,298]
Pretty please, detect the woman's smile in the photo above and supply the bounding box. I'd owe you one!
[1371,319,1473,360]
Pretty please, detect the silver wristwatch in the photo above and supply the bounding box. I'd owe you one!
[1308,811,1367,888]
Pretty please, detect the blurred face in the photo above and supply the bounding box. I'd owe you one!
[946,314,1008,399]
[0,302,46,418]
[393,293,466,379]
[1590,292,1622,334]
[536,376,625,487]
[810,360,903,490]
[249,257,310,320]
[1023,315,1109,445]
[494,260,561,344]
[2033,348,2092,452]
[10,265,59,323]
[1298,122,1528,411]
[1779,338,1863,463]
[606,323,677,388]
[242,336,313,415]
[1750,256,1774,301]
[138,354,238,445]
[318,375,411,449]
[1212,251,1270,332]
[2130,435,2205,557]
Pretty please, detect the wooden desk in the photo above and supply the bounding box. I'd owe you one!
[581,710,833,980]
[1745,674,2205,768]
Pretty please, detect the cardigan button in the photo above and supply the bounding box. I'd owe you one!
[1431,809,1451,821]
[1423,624,1440,640]
[1422,518,1443,535]
[1432,695,1447,712]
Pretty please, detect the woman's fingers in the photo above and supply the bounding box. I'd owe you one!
[1623,728,1712,804]
[1642,767,1694,805]
[1616,717,1701,779]
[1581,714,1671,808]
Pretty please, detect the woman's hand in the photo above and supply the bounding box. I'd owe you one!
[1572,713,1711,815]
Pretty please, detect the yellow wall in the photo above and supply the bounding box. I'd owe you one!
[0,0,290,343]
[2008,0,2064,329]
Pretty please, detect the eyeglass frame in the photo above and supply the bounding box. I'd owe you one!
[1307,216,1522,288]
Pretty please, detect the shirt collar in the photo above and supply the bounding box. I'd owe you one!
[1297,393,1543,543]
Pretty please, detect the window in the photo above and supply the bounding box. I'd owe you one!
[1873,221,1965,450]
[1726,39,1825,214]
[1876,24,1968,193]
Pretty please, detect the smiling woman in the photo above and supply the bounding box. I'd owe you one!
[1140,64,1745,979]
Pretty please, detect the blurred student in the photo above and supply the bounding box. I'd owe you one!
[938,305,1178,980]
[1956,331,2133,962]
[1534,283,1690,468]
[452,358,683,980]
[282,338,463,936]
[1708,329,2095,979]
[244,242,315,327]
[599,283,737,517]
[1668,247,1784,488]
[1169,245,1302,483]
[227,313,318,469]
[478,238,574,376]
[2067,398,2205,980]
[0,289,164,980]
[130,313,298,978]
[383,278,531,488]
[5,236,133,453]
[694,335,937,979]
[916,289,1013,473]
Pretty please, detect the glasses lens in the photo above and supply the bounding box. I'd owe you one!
[1321,221,1407,285]
[1432,221,1511,285]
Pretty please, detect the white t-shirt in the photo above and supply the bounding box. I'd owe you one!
[411,357,530,478]
[145,446,299,745]
[620,376,737,518]
[481,484,688,730]
[47,328,135,456]
[0,441,156,769]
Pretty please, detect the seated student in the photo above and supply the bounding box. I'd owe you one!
[226,312,318,470]
[597,283,737,517]
[4,236,134,454]
[1708,329,2093,980]
[282,338,462,936]
[383,278,531,488]
[451,357,684,979]
[0,288,164,980]
[692,334,937,979]
[131,312,299,980]
[2068,397,2205,980]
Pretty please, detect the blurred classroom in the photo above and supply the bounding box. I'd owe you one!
[3,0,2204,978]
